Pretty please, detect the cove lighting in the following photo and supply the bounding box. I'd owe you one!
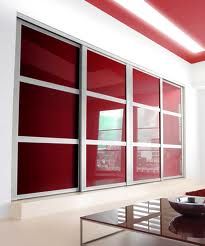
[113,0,204,53]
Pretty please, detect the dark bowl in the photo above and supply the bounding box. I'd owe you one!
[168,196,205,216]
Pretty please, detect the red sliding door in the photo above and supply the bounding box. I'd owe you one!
[86,50,126,187]
[163,81,182,177]
[17,25,79,195]
[133,69,160,181]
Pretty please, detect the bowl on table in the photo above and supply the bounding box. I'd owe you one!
[168,196,205,216]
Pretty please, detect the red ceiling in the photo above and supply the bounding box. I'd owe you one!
[85,0,205,63]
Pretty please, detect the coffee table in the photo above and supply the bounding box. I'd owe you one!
[80,198,205,245]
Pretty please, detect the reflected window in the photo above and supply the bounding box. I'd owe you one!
[98,109,124,141]
[87,97,126,141]
[97,145,122,171]
[133,200,160,233]
[133,107,160,143]
[86,145,126,187]
[133,147,160,181]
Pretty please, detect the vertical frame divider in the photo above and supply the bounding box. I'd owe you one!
[181,87,185,178]
[126,65,133,185]
[11,20,22,200]
[79,45,87,192]
[160,78,164,180]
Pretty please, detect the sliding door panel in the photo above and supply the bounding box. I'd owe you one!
[133,69,160,107]
[87,50,126,99]
[21,25,79,88]
[133,147,160,181]
[86,145,126,187]
[19,82,78,138]
[163,148,182,177]
[17,143,78,194]
[87,97,126,141]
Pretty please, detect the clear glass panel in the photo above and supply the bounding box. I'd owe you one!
[163,114,181,145]
[21,25,79,88]
[133,69,160,107]
[87,97,126,141]
[17,143,78,194]
[163,81,181,113]
[164,148,182,177]
[18,82,78,139]
[133,147,160,181]
[133,107,160,143]
[87,50,126,99]
[86,145,126,187]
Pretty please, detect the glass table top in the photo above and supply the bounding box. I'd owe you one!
[81,198,205,245]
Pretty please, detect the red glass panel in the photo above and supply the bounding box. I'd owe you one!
[133,69,160,107]
[87,51,126,99]
[21,25,79,88]
[163,114,181,145]
[17,143,78,194]
[133,147,160,181]
[87,97,126,141]
[86,145,126,187]
[19,83,78,138]
[163,82,181,113]
[164,148,182,177]
[133,107,160,143]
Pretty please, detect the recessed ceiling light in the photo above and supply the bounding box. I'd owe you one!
[113,0,204,53]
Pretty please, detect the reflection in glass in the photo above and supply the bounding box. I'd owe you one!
[96,145,123,171]
[133,147,160,181]
[133,107,160,143]
[86,145,126,187]
[169,215,205,238]
[98,109,123,141]
[82,198,205,245]
[87,97,126,141]
[117,208,126,224]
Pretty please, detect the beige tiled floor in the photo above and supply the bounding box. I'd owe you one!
[0,179,204,246]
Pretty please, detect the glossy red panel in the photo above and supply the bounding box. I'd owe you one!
[133,147,160,181]
[163,148,182,177]
[87,50,126,99]
[86,145,126,187]
[163,114,181,145]
[133,69,160,107]
[163,82,181,113]
[18,83,78,138]
[133,107,159,143]
[21,25,79,88]
[17,143,78,194]
[87,97,126,141]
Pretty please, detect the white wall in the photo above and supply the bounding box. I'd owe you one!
[0,0,199,218]
[191,61,205,88]
[191,61,205,182]
[198,90,205,182]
